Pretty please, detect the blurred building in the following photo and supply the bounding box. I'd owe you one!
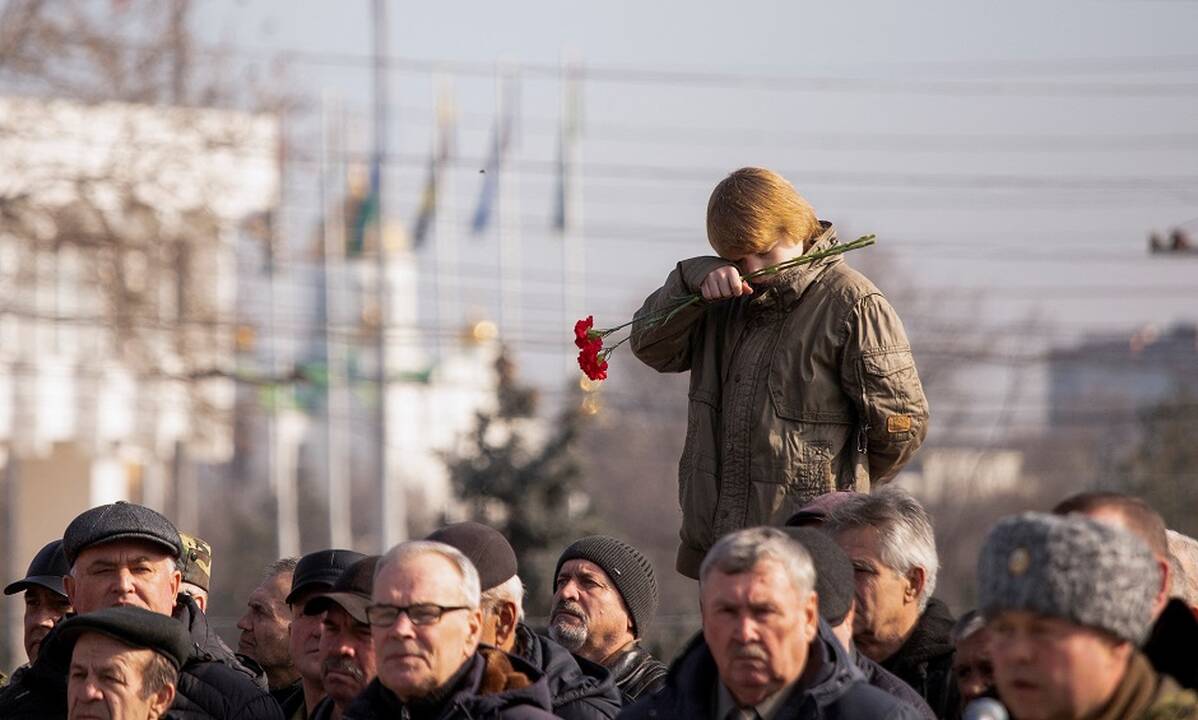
[0,95,278,666]
[1047,323,1198,429]
[898,446,1026,505]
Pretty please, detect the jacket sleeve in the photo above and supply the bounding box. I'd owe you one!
[630,257,732,373]
[839,293,930,483]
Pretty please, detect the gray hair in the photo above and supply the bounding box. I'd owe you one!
[139,651,178,700]
[699,527,816,596]
[70,557,179,577]
[264,557,299,580]
[480,574,526,623]
[375,540,481,609]
[824,486,939,611]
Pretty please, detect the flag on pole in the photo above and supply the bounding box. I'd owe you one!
[471,84,515,235]
[348,155,380,256]
[412,99,454,248]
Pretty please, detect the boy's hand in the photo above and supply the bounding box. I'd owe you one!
[699,265,754,301]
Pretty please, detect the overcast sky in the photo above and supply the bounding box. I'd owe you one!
[191,0,1198,436]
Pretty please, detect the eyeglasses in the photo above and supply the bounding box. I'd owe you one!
[365,603,471,627]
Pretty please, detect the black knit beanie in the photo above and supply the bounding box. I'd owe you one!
[555,536,658,637]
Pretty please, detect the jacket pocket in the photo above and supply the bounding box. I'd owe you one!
[767,394,844,500]
[678,392,720,552]
[860,347,920,439]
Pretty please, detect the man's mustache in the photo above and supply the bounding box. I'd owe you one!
[731,643,769,661]
[551,600,588,623]
[322,656,365,681]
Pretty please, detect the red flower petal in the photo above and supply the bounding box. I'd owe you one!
[574,316,594,349]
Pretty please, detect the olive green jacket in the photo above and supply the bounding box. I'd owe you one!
[1096,652,1198,720]
[631,223,929,577]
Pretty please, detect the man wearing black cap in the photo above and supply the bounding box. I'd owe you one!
[0,501,282,720]
[304,556,380,720]
[783,526,934,720]
[283,549,365,719]
[551,536,667,702]
[428,522,621,719]
[4,539,72,666]
[54,605,191,720]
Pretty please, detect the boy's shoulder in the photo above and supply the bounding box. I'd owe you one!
[804,258,884,308]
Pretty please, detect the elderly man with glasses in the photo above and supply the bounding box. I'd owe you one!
[341,540,559,719]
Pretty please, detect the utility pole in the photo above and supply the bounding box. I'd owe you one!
[321,91,353,549]
[373,0,404,551]
[559,57,585,379]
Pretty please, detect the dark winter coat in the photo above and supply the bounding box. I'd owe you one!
[1145,598,1198,690]
[176,593,268,690]
[271,679,306,719]
[514,623,622,719]
[0,655,63,719]
[854,650,936,720]
[604,642,667,704]
[617,621,923,720]
[0,598,281,720]
[879,598,959,720]
[342,647,560,720]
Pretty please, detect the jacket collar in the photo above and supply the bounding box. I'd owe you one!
[882,597,956,673]
[747,221,840,314]
[1088,652,1161,720]
[654,618,863,716]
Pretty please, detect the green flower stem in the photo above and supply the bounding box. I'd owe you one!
[600,235,876,336]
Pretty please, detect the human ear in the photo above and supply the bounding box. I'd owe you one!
[904,567,927,605]
[149,683,176,719]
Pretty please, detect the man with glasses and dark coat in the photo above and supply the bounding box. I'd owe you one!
[342,540,559,719]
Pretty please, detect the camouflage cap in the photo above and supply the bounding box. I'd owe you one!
[178,532,212,591]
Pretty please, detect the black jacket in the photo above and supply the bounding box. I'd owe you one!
[854,650,936,720]
[0,656,63,720]
[879,598,959,720]
[0,599,281,720]
[175,594,268,690]
[343,647,559,719]
[1145,598,1198,690]
[514,624,622,719]
[617,621,923,720]
[605,642,667,704]
[271,679,307,718]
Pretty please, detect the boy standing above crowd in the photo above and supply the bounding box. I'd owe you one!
[632,167,929,578]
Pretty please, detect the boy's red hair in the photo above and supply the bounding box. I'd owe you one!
[706,167,820,258]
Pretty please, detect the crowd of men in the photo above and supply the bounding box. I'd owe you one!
[2,487,1198,719]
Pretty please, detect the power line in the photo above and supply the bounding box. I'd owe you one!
[11,34,1198,98]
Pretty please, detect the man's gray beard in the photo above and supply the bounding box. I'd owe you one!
[548,620,588,652]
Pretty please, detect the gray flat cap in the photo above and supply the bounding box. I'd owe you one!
[53,605,192,670]
[63,502,183,566]
[978,512,1159,644]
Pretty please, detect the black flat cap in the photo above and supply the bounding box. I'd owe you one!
[304,556,379,624]
[5,539,69,598]
[781,527,855,626]
[286,549,366,605]
[426,522,518,591]
[52,605,192,670]
[63,502,182,566]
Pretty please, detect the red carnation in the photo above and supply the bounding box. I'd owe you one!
[574,316,596,349]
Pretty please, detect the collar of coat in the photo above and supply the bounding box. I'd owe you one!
[746,221,840,314]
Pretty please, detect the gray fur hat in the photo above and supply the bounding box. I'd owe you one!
[978,512,1160,645]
